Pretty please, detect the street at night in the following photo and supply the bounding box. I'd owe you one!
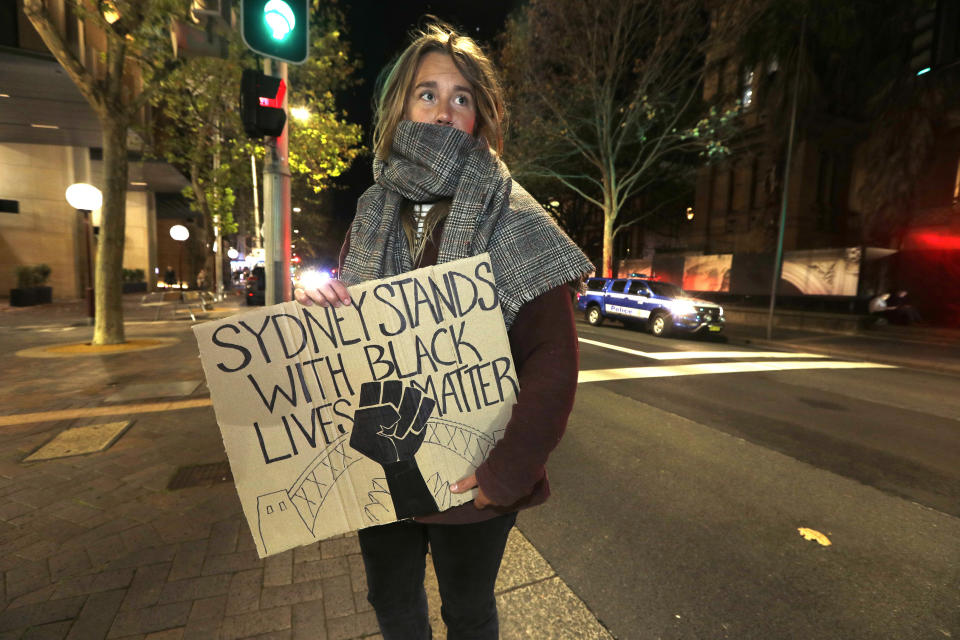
[520,318,959,639]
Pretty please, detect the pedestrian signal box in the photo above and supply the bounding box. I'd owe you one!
[241,0,309,64]
[241,69,287,138]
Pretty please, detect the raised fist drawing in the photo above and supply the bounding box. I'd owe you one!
[350,381,438,518]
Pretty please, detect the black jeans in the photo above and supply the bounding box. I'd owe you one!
[357,512,517,640]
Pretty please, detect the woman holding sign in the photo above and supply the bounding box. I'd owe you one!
[295,21,592,639]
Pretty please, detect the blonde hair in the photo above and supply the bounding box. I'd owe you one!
[373,21,507,159]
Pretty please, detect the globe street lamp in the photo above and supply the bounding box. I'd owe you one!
[65,183,102,323]
[169,224,190,292]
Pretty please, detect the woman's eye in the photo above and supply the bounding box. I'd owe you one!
[419,91,434,101]
[454,95,470,106]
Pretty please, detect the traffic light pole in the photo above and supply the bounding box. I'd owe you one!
[262,58,292,306]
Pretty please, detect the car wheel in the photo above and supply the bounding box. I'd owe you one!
[649,312,672,337]
[586,306,604,326]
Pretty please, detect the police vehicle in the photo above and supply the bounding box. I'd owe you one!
[576,275,725,337]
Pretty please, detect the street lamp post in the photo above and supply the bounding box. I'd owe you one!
[169,224,190,295]
[65,183,102,324]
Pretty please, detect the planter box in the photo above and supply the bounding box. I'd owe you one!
[9,286,52,307]
[122,282,147,294]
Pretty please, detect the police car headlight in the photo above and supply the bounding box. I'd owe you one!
[718,306,724,316]
[672,301,697,316]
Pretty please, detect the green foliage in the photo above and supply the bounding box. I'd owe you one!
[122,268,146,283]
[15,264,51,288]
[286,2,365,193]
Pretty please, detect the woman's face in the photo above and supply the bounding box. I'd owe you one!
[405,51,477,136]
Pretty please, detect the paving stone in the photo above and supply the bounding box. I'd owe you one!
[0,596,85,633]
[182,615,221,640]
[121,563,172,610]
[182,597,226,640]
[120,523,162,553]
[7,584,56,609]
[107,544,178,570]
[52,568,134,599]
[347,555,366,594]
[320,575,354,619]
[149,518,206,547]
[15,539,60,563]
[49,548,93,579]
[86,534,126,568]
[24,422,133,462]
[260,579,324,610]
[105,381,200,403]
[5,560,51,600]
[247,631,291,640]
[224,568,262,616]
[353,591,373,614]
[21,620,73,640]
[325,611,379,640]
[291,601,328,640]
[263,550,293,587]
[167,540,206,582]
[319,536,360,560]
[48,500,104,526]
[206,520,240,556]
[0,500,35,521]
[293,544,323,565]
[143,629,185,640]
[219,607,291,640]
[107,602,192,639]
[66,588,126,640]
[156,574,233,604]
[201,550,261,577]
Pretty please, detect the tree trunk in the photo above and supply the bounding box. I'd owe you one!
[93,117,129,345]
[602,204,615,278]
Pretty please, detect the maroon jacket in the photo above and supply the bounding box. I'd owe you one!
[340,221,579,525]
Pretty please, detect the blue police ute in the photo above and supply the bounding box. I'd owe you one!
[576,276,725,337]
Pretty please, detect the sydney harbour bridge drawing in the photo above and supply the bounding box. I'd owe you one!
[254,417,503,555]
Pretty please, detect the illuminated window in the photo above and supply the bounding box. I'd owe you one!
[953,155,960,205]
[742,68,755,109]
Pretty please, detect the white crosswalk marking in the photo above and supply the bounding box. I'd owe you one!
[578,360,894,384]
[576,336,895,383]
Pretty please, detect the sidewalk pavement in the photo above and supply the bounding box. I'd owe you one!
[0,293,613,640]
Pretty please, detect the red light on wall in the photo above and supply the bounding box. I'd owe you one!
[909,231,960,250]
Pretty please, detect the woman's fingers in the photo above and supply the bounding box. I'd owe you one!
[293,279,351,308]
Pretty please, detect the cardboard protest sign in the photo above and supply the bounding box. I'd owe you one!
[193,254,517,558]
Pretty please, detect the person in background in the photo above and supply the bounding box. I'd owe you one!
[163,265,176,288]
[294,21,592,640]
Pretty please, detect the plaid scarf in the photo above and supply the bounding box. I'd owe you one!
[340,121,594,329]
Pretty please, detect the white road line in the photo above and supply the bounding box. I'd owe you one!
[578,360,895,384]
[577,336,827,360]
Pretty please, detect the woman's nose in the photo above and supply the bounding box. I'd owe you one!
[435,105,452,125]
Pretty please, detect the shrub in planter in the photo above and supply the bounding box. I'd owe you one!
[122,267,147,293]
[10,264,52,306]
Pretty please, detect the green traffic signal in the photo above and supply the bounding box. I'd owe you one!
[264,0,295,40]
[241,0,309,64]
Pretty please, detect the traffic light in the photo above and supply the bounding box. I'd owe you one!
[241,69,287,138]
[241,0,309,64]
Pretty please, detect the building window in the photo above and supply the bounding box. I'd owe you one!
[0,199,19,214]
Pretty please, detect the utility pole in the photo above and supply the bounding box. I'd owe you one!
[262,58,292,306]
[766,15,806,340]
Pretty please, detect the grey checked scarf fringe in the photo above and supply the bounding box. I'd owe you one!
[339,121,594,329]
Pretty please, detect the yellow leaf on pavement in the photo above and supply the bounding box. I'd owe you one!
[798,527,832,546]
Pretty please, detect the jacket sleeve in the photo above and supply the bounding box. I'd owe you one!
[474,285,579,506]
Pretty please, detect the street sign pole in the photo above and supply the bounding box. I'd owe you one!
[262,58,292,306]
